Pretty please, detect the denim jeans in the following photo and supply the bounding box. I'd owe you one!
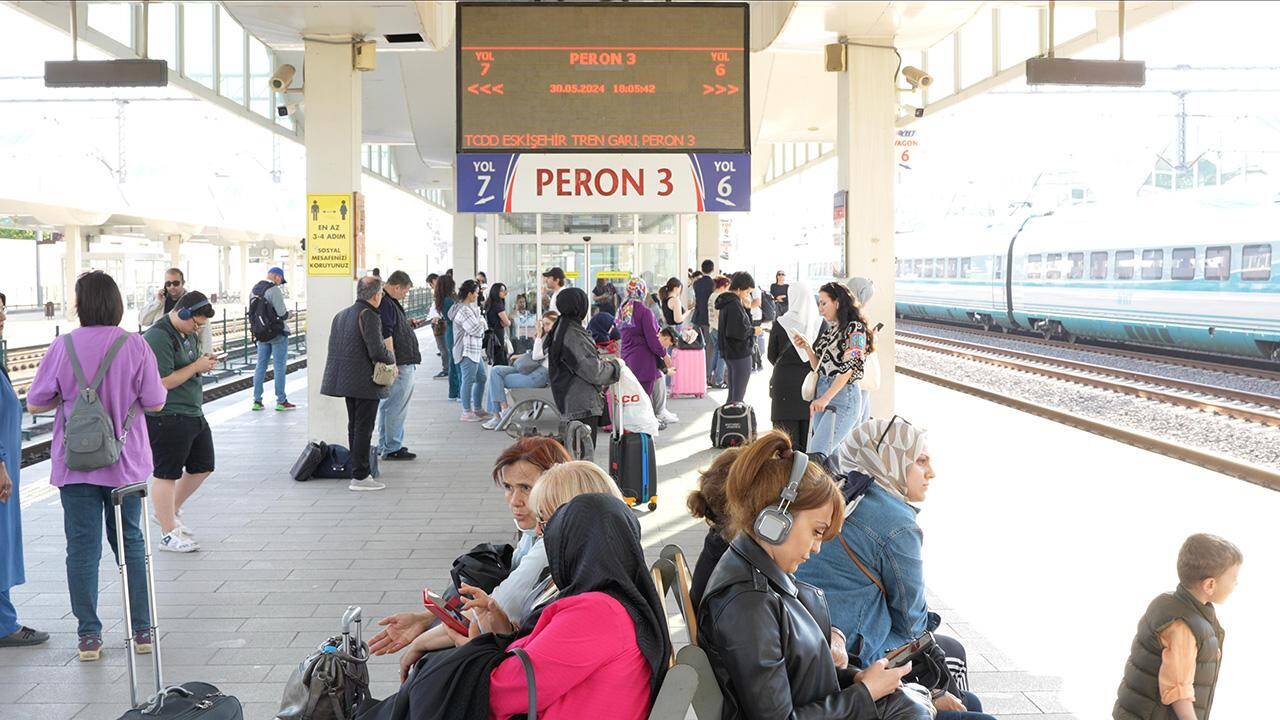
[459,357,487,412]
[707,329,725,384]
[807,375,862,455]
[377,363,416,456]
[60,484,150,637]
[0,589,17,636]
[253,334,289,404]
[486,365,549,414]
[858,387,872,424]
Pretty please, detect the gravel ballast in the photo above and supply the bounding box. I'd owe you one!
[898,344,1280,471]
[899,321,1280,399]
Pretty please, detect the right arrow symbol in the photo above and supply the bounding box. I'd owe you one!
[714,84,725,95]
[727,85,739,95]
[702,84,714,95]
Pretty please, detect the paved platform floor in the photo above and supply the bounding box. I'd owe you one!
[2,336,1121,718]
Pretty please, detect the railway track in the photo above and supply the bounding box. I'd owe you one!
[899,318,1280,385]
[897,330,1280,428]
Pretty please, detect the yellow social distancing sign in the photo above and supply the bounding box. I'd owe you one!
[307,194,354,277]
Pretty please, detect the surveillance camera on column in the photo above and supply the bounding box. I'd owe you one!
[277,102,302,118]
[902,66,933,90]
[269,64,298,92]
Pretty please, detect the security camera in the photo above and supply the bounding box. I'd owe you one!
[277,102,302,117]
[902,66,933,90]
[269,64,297,92]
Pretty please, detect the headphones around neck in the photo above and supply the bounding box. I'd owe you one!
[753,450,809,546]
[176,298,210,321]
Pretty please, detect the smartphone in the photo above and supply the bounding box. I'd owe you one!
[422,590,470,635]
[883,632,932,669]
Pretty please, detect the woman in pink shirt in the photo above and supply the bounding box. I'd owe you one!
[25,271,167,661]
[484,492,671,720]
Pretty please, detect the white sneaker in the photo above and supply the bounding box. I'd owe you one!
[481,416,502,430]
[159,532,199,553]
[658,410,680,423]
[349,478,387,492]
[152,515,194,539]
[460,411,482,422]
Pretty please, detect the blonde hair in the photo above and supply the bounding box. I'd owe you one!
[529,461,624,522]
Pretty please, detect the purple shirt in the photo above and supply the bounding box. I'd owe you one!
[26,327,167,488]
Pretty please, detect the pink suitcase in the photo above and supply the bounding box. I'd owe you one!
[669,347,707,398]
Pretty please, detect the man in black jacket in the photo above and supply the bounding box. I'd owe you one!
[321,276,396,490]
[377,271,424,461]
[692,259,716,380]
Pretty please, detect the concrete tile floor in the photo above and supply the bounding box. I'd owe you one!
[5,342,1070,719]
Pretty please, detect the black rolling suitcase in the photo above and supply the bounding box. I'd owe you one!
[607,382,658,511]
[112,483,244,720]
[711,402,756,448]
[291,441,325,481]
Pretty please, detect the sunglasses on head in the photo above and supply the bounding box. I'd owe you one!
[875,415,912,452]
[165,280,183,287]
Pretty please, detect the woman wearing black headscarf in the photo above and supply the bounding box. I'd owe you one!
[547,287,621,446]
[487,492,671,718]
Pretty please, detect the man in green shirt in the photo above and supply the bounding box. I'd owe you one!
[142,291,217,553]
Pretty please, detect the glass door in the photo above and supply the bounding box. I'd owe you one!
[589,243,636,311]
[537,240,586,312]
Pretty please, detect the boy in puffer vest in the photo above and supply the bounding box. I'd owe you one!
[1114,533,1243,720]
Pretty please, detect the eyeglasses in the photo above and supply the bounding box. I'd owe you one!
[875,415,912,452]
[164,280,183,288]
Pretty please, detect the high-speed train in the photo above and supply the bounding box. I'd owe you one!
[894,194,1280,361]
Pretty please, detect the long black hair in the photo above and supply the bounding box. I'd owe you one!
[818,281,866,333]
[458,279,480,302]
[485,282,507,313]
[434,273,456,312]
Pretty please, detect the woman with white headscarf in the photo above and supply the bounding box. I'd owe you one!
[795,417,995,720]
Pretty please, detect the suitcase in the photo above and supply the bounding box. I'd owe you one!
[669,347,707,398]
[111,483,244,719]
[291,441,325,481]
[311,444,353,479]
[607,382,658,511]
[711,402,756,448]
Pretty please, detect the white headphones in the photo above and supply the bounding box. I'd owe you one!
[753,450,808,545]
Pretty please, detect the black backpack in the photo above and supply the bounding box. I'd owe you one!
[759,292,777,322]
[249,286,285,342]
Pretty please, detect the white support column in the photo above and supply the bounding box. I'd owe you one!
[238,243,252,305]
[836,39,898,417]
[695,213,720,272]
[164,234,182,270]
[218,245,231,298]
[305,38,363,443]
[452,213,477,280]
[62,225,84,321]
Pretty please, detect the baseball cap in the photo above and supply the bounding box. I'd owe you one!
[542,267,566,282]
[268,266,287,284]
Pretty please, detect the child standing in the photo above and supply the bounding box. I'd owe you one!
[1114,533,1242,720]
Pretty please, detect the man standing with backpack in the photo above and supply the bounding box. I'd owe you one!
[250,267,296,412]
[143,292,218,553]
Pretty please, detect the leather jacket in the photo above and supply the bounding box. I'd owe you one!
[698,534,880,720]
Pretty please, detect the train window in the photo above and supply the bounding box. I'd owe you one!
[1115,250,1135,280]
[1068,252,1084,280]
[961,257,972,279]
[1242,244,1272,281]
[914,259,924,277]
[1171,248,1196,280]
[1027,254,1042,279]
[923,258,934,278]
[1090,251,1108,279]
[947,258,958,278]
[1045,253,1063,280]
[1141,249,1164,280]
[994,255,1003,280]
[1204,246,1230,280]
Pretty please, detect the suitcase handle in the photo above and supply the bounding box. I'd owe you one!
[110,481,148,506]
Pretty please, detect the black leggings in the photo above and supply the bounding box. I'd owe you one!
[725,356,751,404]
[772,419,810,452]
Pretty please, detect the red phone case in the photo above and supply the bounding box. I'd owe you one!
[422,591,470,635]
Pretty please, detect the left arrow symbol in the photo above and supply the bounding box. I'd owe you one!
[467,84,480,94]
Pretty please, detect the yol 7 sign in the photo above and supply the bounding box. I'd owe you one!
[456,153,750,213]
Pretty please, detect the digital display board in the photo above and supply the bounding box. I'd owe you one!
[456,2,749,153]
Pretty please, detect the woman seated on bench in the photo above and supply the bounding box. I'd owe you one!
[794,417,994,719]
[482,311,558,430]
[368,436,569,659]
[698,430,933,720]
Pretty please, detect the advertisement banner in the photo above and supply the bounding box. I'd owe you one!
[456,153,750,213]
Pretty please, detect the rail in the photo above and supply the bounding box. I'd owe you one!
[897,331,1280,429]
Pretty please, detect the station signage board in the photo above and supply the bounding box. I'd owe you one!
[456,2,749,153]
[456,153,750,213]
[306,193,354,277]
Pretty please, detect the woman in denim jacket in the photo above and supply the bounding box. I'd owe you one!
[795,416,994,719]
